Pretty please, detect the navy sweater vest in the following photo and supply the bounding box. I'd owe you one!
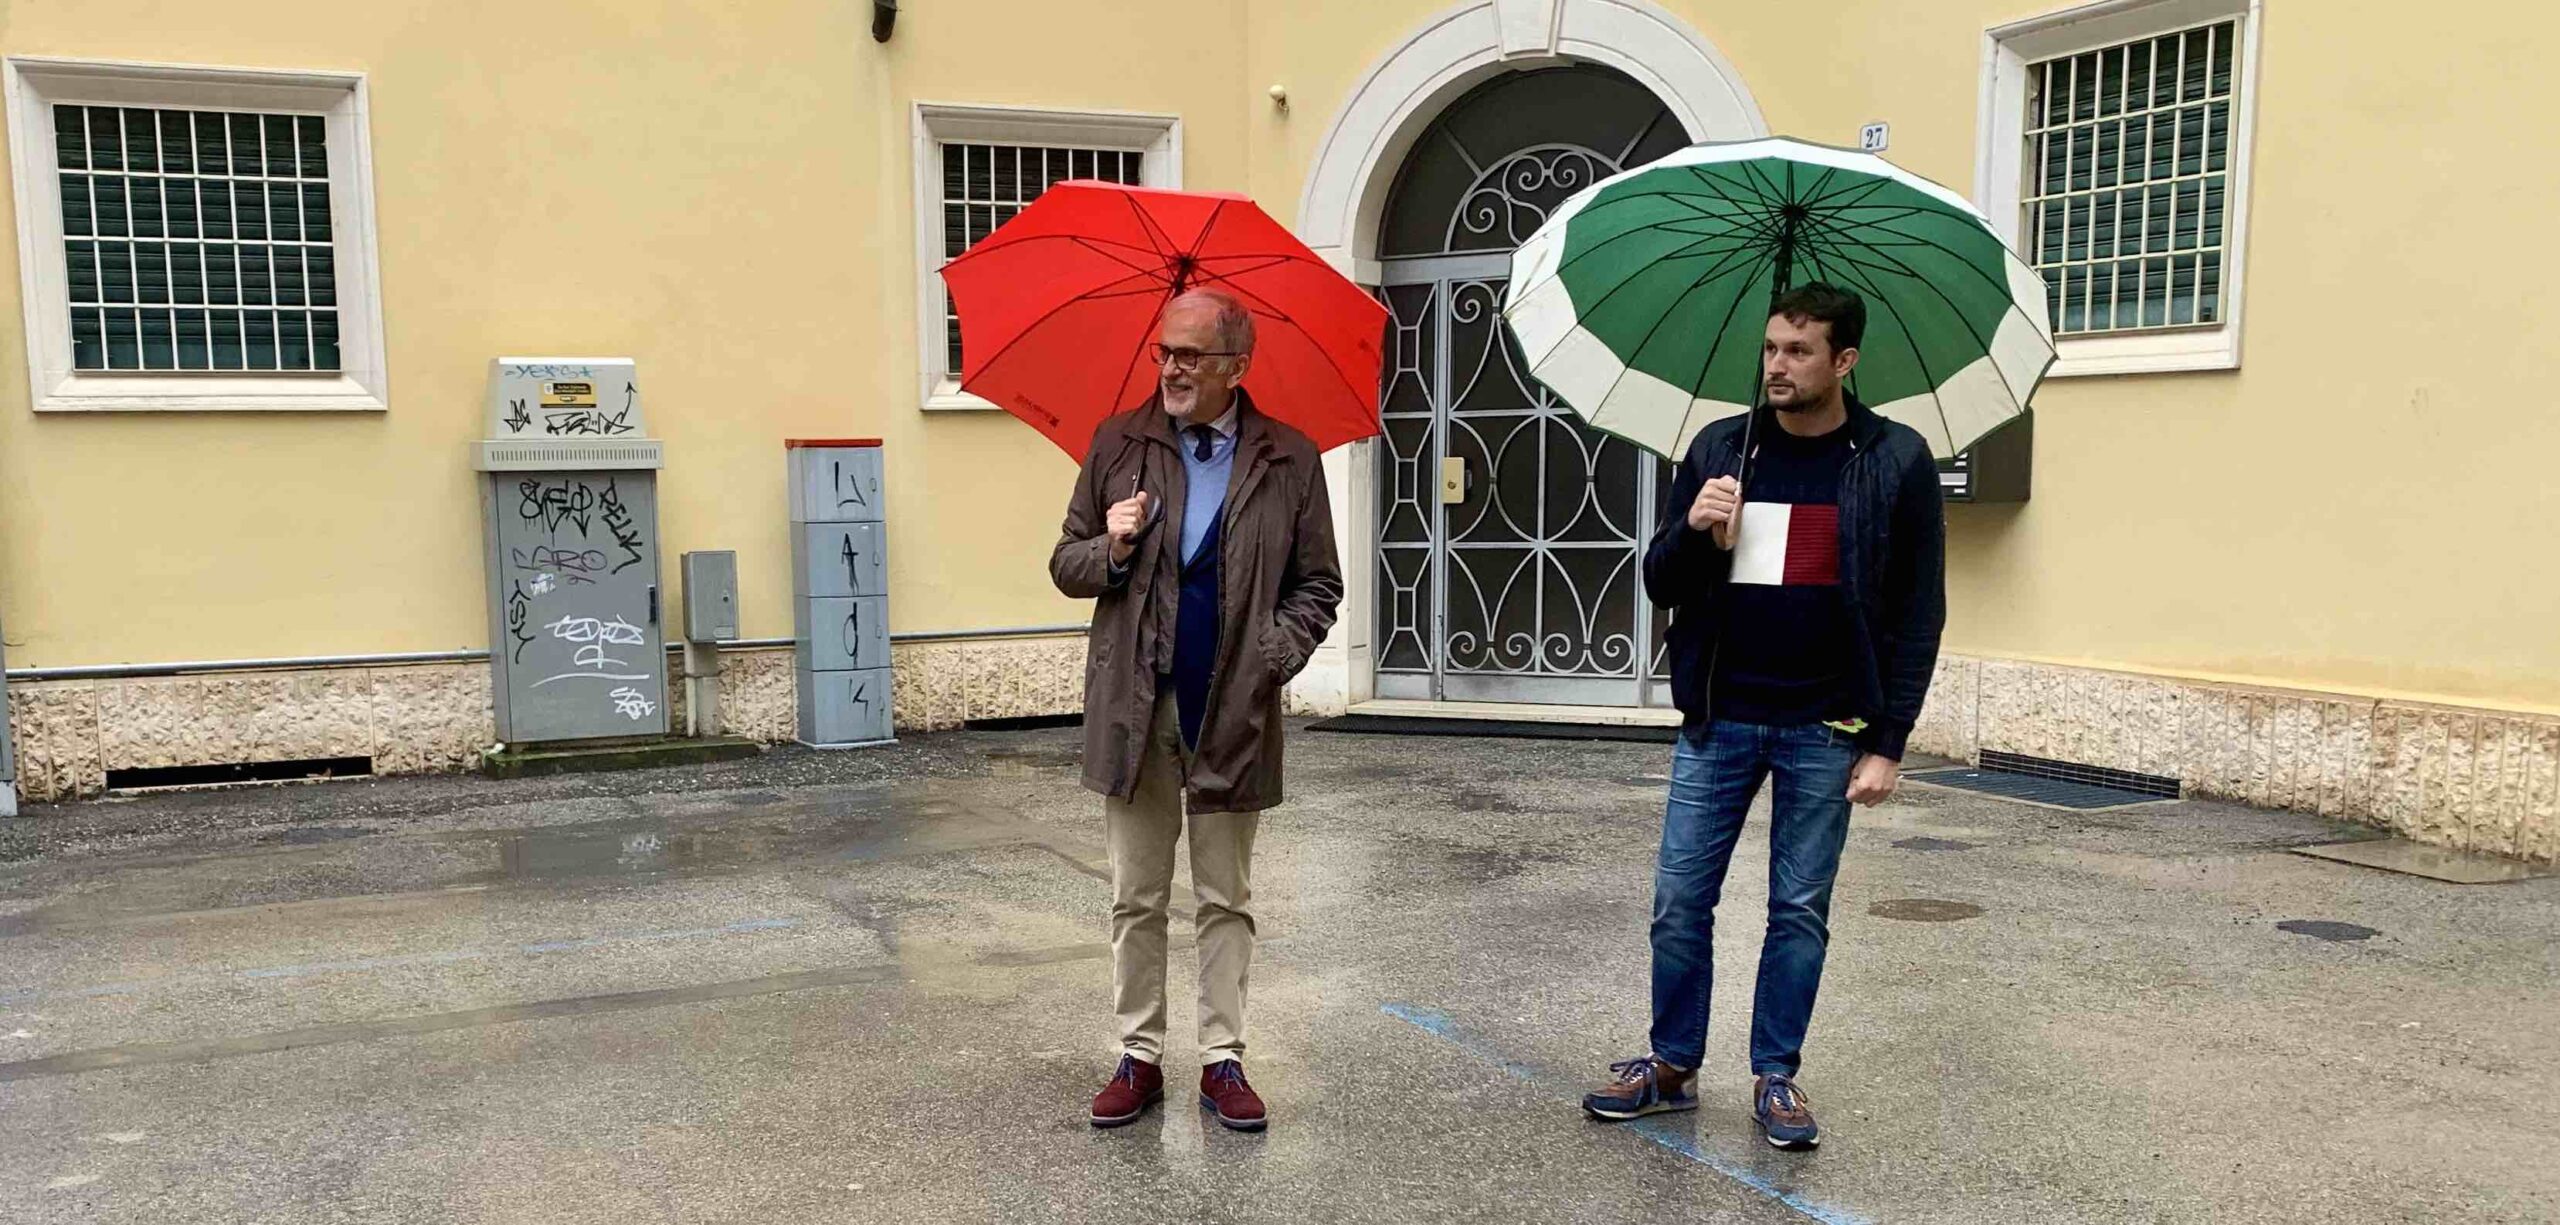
[1168,507,1224,752]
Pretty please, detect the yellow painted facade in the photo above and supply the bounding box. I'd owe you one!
[1,0,2556,832]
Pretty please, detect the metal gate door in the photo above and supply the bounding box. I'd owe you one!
[1371,67,1686,706]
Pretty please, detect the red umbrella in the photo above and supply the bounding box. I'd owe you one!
[938,182,1387,457]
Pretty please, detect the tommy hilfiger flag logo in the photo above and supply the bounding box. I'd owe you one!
[1730,502,1841,586]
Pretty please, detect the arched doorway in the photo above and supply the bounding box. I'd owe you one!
[1372,65,1687,706]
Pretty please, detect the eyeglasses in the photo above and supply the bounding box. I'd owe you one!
[1145,344,1245,371]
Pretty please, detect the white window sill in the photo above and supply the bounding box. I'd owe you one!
[2048,326,2239,378]
[921,382,1001,413]
[34,372,387,413]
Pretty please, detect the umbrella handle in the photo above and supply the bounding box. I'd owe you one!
[1128,472,1162,534]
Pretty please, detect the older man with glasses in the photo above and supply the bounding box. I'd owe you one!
[1049,287,1343,1133]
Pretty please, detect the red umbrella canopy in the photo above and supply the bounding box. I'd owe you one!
[938,182,1387,458]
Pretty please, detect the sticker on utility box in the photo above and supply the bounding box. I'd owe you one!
[542,381,599,407]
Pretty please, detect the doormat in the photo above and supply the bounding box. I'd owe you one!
[2289,838,2556,885]
[1305,715,1677,744]
[1903,765,2173,811]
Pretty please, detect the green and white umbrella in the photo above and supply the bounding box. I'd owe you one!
[1504,137,2054,459]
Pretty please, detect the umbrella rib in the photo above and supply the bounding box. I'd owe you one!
[1509,198,1787,374]
[1525,190,1740,267]
[1818,217,2024,303]
[1076,282,1189,302]
[1673,243,1783,449]
[958,290,1149,390]
[942,230,1170,269]
[1831,190,2000,230]
[1067,236,1177,285]
[1819,202,1988,236]
[1800,226,2036,417]
[1092,191,1185,406]
[1535,205,1755,284]
[1189,254,1311,281]
[1596,173,1796,229]
[1183,267,1385,413]
[1512,227,1776,373]
[1615,237,1785,397]
[1794,234,1982,449]
[1118,190,1186,261]
[1793,165,1846,214]
[1553,240,1777,458]
[1693,162,1782,213]
[1738,160,1801,212]
[1793,172,1902,215]
[952,257,1180,385]
[1537,189,1787,287]
[1192,251,1315,265]
[1175,198,1233,291]
[1787,236,1916,434]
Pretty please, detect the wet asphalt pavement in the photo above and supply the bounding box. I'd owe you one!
[1,721,2555,1224]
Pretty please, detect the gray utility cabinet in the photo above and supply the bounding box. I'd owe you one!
[787,440,893,748]
[474,358,670,744]
[1938,411,2034,504]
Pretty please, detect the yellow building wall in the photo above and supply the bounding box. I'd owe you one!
[2,0,2554,721]
[0,0,1245,667]
[1246,0,2560,716]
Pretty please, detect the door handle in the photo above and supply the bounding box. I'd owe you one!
[648,585,659,626]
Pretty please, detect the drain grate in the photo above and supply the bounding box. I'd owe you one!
[108,755,373,792]
[1977,751,2180,798]
[1306,715,1676,743]
[1906,766,2168,810]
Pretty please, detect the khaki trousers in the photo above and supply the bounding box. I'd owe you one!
[1105,691,1259,1064]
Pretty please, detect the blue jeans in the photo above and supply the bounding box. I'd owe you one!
[1648,719,1858,1076]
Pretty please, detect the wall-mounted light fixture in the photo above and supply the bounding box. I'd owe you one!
[873,0,898,42]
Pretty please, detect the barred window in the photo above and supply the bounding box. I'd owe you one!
[938,143,1144,376]
[54,104,340,373]
[2024,21,2237,337]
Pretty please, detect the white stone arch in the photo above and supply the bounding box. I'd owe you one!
[1287,0,1766,715]
[1295,0,1768,282]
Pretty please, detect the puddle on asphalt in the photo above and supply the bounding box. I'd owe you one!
[2275,919,2379,942]
[1868,898,1986,922]
[488,790,1008,882]
[0,783,1077,933]
[1892,836,1979,852]
[983,747,1081,771]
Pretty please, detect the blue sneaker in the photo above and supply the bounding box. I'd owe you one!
[1581,1056,1697,1120]
[1753,1073,1819,1149]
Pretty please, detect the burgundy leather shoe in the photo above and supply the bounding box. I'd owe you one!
[1199,1060,1267,1132]
[1091,1054,1164,1127]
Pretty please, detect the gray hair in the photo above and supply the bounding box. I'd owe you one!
[1167,288,1257,356]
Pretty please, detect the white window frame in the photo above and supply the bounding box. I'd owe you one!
[5,56,389,412]
[911,103,1180,412]
[1975,0,2262,377]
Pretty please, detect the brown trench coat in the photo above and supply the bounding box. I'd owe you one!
[1049,391,1343,813]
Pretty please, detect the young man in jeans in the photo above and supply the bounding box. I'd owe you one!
[1583,282,1945,1149]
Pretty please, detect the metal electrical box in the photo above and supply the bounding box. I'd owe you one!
[1938,410,2034,504]
[683,551,739,643]
[787,439,893,748]
[475,357,670,743]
